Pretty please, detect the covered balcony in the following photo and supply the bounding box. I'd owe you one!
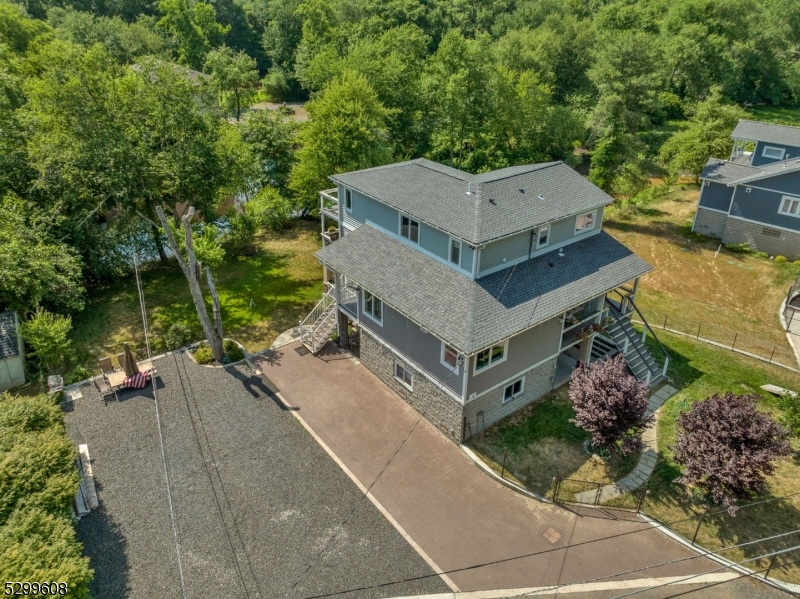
[319,188,362,246]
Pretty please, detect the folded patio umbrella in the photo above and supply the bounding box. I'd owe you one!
[121,342,140,377]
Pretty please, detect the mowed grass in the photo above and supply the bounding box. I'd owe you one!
[642,330,800,582]
[71,219,323,373]
[467,386,640,497]
[604,185,798,366]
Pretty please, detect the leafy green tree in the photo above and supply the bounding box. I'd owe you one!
[20,310,73,375]
[204,45,258,120]
[289,70,393,213]
[260,0,304,88]
[240,107,299,193]
[248,186,294,231]
[659,87,747,180]
[0,2,51,53]
[157,0,229,69]
[0,195,85,313]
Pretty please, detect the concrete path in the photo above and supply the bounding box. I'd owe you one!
[251,343,769,596]
[574,385,677,504]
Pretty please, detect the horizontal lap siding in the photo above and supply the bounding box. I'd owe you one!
[462,245,474,272]
[749,171,800,196]
[347,188,397,231]
[729,185,800,232]
[479,231,530,273]
[359,301,463,396]
[698,182,734,212]
[420,223,448,260]
[466,316,562,397]
[752,142,800,167]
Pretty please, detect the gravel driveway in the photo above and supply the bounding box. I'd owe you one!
[63,352,449,599]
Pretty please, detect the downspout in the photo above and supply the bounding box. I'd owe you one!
[528,228,535,259]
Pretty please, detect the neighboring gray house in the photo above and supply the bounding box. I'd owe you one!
[693,119,800,257]
[302,159,669,442]
[0,311,25,391]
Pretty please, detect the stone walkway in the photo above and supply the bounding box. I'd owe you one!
[574,384,677,504]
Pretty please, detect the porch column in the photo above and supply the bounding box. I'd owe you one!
[630,277,639,303]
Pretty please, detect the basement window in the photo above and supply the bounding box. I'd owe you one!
[394,361,413,390]
[503,378,524,403]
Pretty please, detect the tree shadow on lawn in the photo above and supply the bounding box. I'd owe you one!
[645,336,704,389]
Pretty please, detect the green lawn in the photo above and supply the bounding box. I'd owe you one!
[746,105,800,127]
[70,219,323,378]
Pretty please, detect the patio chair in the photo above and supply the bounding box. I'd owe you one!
[116,352,126,372]
[99,356,115,375]
[94,376,117,404]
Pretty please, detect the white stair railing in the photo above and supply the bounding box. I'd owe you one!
[300,293,335,348]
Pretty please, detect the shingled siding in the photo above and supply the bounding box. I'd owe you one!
[729,185,800,232]
[463,357,556,439]
[358,301,463,395]
[693,207,728,238]
[697,182,734,212]
[359,329,464,442]
[722,217,800,259]
[466,316,562,397]
[752,142,800,167]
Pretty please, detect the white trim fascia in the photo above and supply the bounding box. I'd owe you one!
[725,214,800,236]
[727,163,800,186]
[363,329,463,404]
[472,339,509,376]
[362,288,384,326]
[478,229,602,278]
[440,341,460,375]
[467,352,559,403]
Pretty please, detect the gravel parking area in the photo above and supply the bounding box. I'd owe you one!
[63,352,449,599]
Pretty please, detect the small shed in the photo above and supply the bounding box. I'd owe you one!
[0,311,25,391]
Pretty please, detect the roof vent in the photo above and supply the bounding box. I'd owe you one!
[466,182,474,195]
[558,248,565,258]
[538,194,545,201]
[489,198,497,205]
[519,189,525,193]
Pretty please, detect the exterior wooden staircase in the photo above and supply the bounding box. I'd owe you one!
[299,293,338,354]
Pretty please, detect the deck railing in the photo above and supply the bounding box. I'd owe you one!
[299,292,335,348]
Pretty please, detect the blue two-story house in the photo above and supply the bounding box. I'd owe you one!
[300,159,669,442]
[692,119,800,257]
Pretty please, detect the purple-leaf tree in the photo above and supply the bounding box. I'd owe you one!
[569,354,653,454]
[673,393,791,513]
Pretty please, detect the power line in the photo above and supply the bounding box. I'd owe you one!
[301,491,800,599]
[134,255,187,599]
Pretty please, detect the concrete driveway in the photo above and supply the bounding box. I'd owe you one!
[63,352,450,599]
[253,342,786,599]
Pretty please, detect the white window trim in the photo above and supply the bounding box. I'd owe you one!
[502,377,525,403]
[473,340,509,375]
[574,211,596,235]
[537,224,550,248]
[449,237,462,267]
[398,212,421,245]
[441,342,460,374]
[394,360,414,390]
[778,195,800,218]
[762,145,786,161]
[362,289,383,325]
[344,188,353,212]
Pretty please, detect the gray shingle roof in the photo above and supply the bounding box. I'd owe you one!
[316,226,652,354]
[330,159,613,245]
[0,312,19,360]
[727,156,800,185]
[731,119,800,146]
[700,158,760,184]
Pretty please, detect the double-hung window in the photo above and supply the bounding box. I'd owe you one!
[441,343,461,373]
[779,195,800,218]
[450,238,462,266]
[762,146,786,161]
[363,289,383,324]
[474,341,507,373]
[394,361,413,390]
[400,215,420,243]
[537,225,550,248]
[503,378,524,402]
[344,189,352,211]
[575,211,595,234]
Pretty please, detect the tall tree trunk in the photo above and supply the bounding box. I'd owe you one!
[151,222,168,262]
[155,206,225,362]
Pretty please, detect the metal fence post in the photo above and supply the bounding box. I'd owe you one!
[696,323,702,340]
[594,484,603,506]
[551,476,559,501]
[764,554,778,580]
[500,447,507,479]
[636,485,649,513]
[770,346,776,364]
[691,512,706,546]
[731,333,737,350]
[663,315,668,330]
